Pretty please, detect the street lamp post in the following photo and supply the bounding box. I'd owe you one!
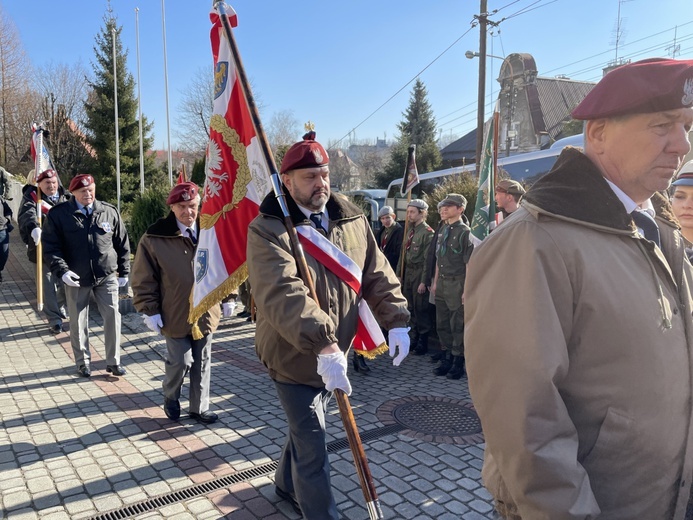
[466,51,515,157]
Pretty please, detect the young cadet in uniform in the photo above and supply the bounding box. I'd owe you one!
[494,179,526,220]
[397,199,434,356]
[42,174,130,378]
[430,193,473,378]
[247,132,409,519]
[131,182,220,424]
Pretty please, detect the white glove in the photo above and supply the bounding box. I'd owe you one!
[316,352,352,395]
[117,277,128,287]
[388,327,411,366]
[222,301,236,318]
[143,314,163,335]
[31,227,42,245]
[62,270,80,287]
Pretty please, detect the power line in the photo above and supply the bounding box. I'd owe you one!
[328,25,476,150]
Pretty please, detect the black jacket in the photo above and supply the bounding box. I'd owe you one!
[376,222,403,270]
[0,198,12,232]
[18,184,69,263]
[42,198,130,286]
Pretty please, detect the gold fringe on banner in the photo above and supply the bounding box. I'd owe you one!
[188,263,249,339]
[358,342,389,360]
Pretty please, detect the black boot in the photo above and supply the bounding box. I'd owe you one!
[430,349,444,363]
[446,355,466,380]
[433,351,453,376]
[412,333,429,356]
[353,352,371,374]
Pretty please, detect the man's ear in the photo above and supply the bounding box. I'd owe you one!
[585,119,608,155]
[281,172,292,190]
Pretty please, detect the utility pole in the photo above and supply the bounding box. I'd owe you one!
[474,0,488,174]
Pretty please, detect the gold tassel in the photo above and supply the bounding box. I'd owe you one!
[191,322,203,340]
[357,342,389,360]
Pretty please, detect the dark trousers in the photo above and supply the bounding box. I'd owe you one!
[274,381,339,520]
[0,229,8,273]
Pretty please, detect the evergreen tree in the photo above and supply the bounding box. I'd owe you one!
[375,79,441,188]
[84,10,157,210]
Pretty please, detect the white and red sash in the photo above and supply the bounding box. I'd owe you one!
[296,225,388,358]
[30,191,52,216]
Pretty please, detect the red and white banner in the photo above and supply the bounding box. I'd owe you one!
[189,7,271,331]
[296,226,388,358]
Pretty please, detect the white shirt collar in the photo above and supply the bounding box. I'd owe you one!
[176,219,196,237]
[603,178,655,217]
[297,204,327,222]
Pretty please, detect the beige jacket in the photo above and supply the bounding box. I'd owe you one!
[247,190,409,387]
[131,212,220,338]
[466,148,693,520]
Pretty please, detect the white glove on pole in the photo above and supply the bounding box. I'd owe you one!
[143,314,164,335]
[222,301,236,318]
[62,270,81,287]
[388,327,411,366]
[117,277,128,287]
[31,227,42,245]
[316,352,352,395]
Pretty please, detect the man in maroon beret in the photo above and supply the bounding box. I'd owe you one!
[131,182,220,424]
[247,131,410,518]
[42,174,130,378]
[466,57,693,518]
[18,169,70,334]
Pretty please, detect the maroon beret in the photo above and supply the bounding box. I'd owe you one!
[69,174,95,192]
[36,169,57,183]
[280,131,329,174]
[166,182,199,205]
[572,58,693,120]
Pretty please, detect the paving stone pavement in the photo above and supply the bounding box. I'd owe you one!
[0,234,497,519]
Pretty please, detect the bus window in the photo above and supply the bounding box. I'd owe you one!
[499,155,559,184]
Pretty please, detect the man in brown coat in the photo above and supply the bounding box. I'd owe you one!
[247,132,410,519]
[131,182,221,424]
[466,58,693,519]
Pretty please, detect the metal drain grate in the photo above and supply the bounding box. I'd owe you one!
[87,423,405,520]
[88,461,278,520]
[393,400,481,436]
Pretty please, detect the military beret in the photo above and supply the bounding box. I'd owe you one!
[69,174,94,192]
[280,131,329,174]
[378,205,395,218]
[166,182,199,204]
[408,199,428,210]
[439,193,467,208]
[673,160,693,187]
[571,57,693,120]
[496,179,526,196]
[36,169,57,183]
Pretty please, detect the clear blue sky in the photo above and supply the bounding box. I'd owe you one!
[4,0,692,150]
